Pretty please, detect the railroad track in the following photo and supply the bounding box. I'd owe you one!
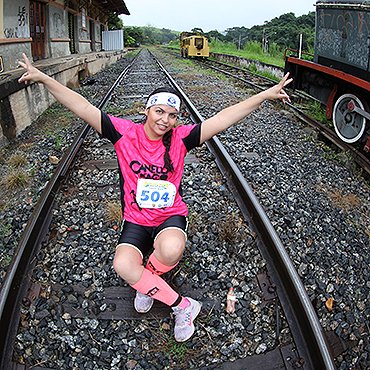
[0,48,367,369]
[196,56,370,177]
[155,49,369,369]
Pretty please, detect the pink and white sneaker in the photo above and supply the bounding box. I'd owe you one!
[172,297,202,342]
[134,291,154,313]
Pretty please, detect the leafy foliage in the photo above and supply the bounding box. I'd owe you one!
[219,12,315,52]
[108,12,123,30]
[124,26,178,46]
[123,11,315,56]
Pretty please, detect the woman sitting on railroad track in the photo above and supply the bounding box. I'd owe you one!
[18,53,292,343]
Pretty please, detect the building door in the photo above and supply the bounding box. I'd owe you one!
[90,20,95,51]
[29,1,46,60]
[68,13,76,54]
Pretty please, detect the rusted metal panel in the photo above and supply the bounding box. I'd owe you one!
[286,56,370,91]
[315,1,370,74]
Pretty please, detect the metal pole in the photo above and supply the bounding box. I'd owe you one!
[299,33,303,59]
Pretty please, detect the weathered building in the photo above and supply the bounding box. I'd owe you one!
[0,0,129,145]
[0,0,130,71]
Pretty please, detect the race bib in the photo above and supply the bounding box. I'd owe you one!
[136,179,176,208]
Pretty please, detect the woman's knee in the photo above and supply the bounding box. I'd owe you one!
[113,245,143,284]
[154,233,186,265]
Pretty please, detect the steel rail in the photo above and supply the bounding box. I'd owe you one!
[0,52,139,370]
[153,52,336,369]
[201,57,319,103]
[1,48,336,369]
[287,104,370,176]
[202,58,281,84]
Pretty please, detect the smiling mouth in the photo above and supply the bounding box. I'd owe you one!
[157,124,168,130]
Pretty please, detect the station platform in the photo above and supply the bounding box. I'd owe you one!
[0,50,128,146]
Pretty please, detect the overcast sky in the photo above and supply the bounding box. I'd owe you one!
[121,0,316,33]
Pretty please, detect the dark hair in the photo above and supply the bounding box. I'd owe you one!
[146,87,182,174]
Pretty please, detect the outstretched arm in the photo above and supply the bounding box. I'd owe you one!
[200,73,293,144]
[18,53,102,134]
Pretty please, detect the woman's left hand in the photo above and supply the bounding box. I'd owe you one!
[265,73,293,104]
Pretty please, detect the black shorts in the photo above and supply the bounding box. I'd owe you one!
[117,215,188,258]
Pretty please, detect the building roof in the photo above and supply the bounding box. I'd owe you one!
[104,0,130,15]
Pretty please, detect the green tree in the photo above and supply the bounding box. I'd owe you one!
[224,27,250,49]
[108,12,123,30]
[205,30,226,42]
[191,28,205,35]
[226,12,315,52]
[158,28,178,44]
[124,26,144,45]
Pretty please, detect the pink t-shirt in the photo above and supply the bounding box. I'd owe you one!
[101,112,201,226]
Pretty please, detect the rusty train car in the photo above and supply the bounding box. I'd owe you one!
[284,0,370,152]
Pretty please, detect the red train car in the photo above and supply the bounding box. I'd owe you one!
[285,0,370,152]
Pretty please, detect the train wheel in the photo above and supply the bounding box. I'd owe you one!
[333,93,366,143]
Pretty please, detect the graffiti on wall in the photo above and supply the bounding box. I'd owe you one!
[18,6,27,26]
[317,9,370,69]
[3,6,29,38]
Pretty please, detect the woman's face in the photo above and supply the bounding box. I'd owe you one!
[144,104,178,140]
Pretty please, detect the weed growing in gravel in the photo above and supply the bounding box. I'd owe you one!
[123,101,145,115]
[8,152,28,168]
[159,334,192,364]
[18,142,35,151]
[0,250,13,269]
[0,223,11,238]
[0,223,12,253]
[257,70,279,82]
[330,190,361,210]
[0,253,12,268]
[307,101,331,127]
[54,134,64,151]
[2,170,29,190]
[178,58,196,67]
[38,103,75,134]
[249,63,258,73]
[148,322,198,367]
[176,72,200,83]
[202,68,229,81]
[317,185,361,211]
[217,212,245,243]
[105,201,122,226]
[320,144,338,161]
[125,50,139,59]
[105,103,127,117]
[247,64,279,81]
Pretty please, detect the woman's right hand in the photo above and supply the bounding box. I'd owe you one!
[18,53,47,85]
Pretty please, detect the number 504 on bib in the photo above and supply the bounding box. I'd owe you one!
[136,179,177,209]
